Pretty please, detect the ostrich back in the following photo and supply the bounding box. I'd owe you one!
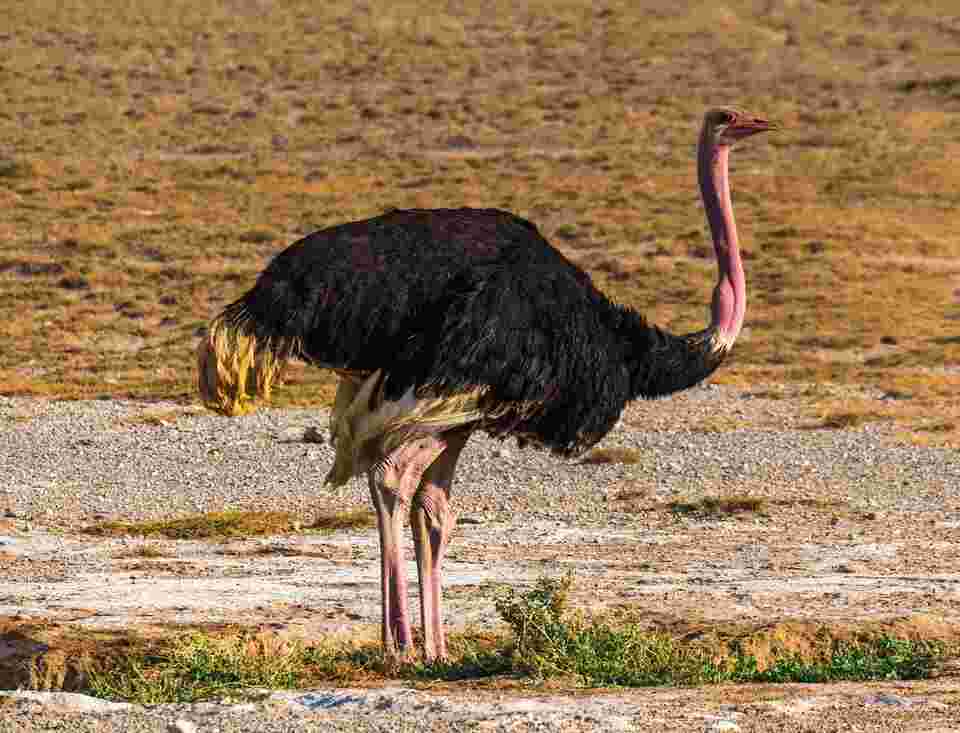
[228,207,653,454]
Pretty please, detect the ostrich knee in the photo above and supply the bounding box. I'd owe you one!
[412,483,456,661]
[413,484,456,557]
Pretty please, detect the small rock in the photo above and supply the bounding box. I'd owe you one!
[6,691,131,713]
[836,561,867,574]
[705,720,741,732]
[493,447,512,459]
[303,426,326,444]
[277,427,307,443]
[446,134,475,150]
[58,275,90,291]
[278,426,326,444]
[865,693,913,707]
[168,720,198,733]
[292,692,364,710]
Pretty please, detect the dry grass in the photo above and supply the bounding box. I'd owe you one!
[117,407,202,427]
[0,0,957,443]
[669,495,768,518]
[809,410,890,430]
[309,508,376,531]
[83,511,301,539]
[83,509,375,539]
[112,543,170,559]
[612,493,855,520]
[580,446,643,465]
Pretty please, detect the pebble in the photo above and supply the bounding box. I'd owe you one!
[865,693,914,707]
[0,691,132,713]
[705,721,741,732]
[168,720,198,733]
[302,426,326,444]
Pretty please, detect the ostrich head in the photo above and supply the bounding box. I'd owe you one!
[694,106,778,354]
[706,107,779,147]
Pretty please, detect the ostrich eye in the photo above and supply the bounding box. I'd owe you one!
[721,111,736,125]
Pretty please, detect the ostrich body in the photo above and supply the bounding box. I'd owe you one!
[199,108,777,664]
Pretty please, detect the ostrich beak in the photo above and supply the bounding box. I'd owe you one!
[734,115,780,138]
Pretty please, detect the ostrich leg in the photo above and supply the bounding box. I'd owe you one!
[368,436,447,666]
[411,429,471,662]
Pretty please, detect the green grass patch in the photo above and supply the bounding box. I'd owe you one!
[0,157,34,179]
[489,574,953,687]
[741,636,948,684]
[83,630,512,704]
[83,509,374,539]
[897,75,960,96]
[87,633,308,704]
[76,575,957,702]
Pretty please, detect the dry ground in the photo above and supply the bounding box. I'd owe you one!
[1,0,960,728]
[1,0,958,439]
[1,392,959,729]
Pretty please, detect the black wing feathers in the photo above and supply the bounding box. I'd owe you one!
[233,208,651,453]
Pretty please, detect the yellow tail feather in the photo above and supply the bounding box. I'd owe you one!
[197,313,293,416]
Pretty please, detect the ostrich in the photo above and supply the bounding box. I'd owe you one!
[198,107,777,665]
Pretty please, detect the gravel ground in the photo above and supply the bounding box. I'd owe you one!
[1,386,959,731]
[3,682,960,733]
[1,385,957,526]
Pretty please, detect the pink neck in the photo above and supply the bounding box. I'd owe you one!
[697,131,745,347]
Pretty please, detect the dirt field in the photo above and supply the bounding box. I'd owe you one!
[2,391,960,729]
[1,0,959,729]
[1,0,959,425]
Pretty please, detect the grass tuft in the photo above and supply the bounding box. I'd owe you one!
[809,411,886,430]
[113,543,169,559]
[83,509,375,540]
[83,511,300,540]
[0,158,33,179]
[237,229,277,244]
[580,447,643,465]
[308,508,376,531]
[897,75,960,96]
[668,495,768,518]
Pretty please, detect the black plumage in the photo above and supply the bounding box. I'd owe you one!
[219,207,723,455]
